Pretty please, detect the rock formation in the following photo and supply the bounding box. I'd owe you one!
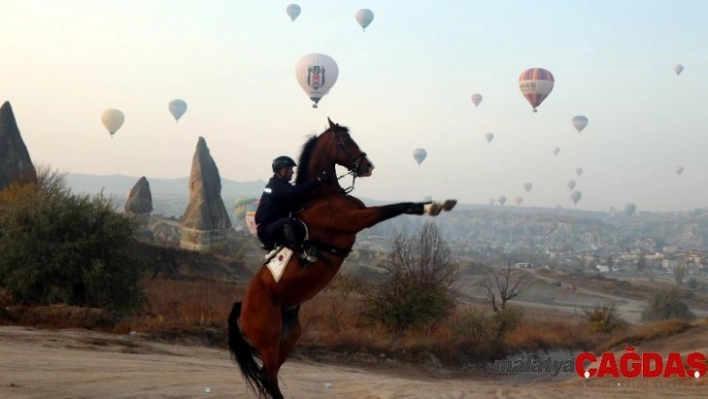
[0,101,37,191]
[125,176,153,223]
[180,137,232,251]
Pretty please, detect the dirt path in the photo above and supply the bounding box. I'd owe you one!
[525,270,708,323]
[0,326,704,398]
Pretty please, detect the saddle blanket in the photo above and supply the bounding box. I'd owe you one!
[265,247,293,283]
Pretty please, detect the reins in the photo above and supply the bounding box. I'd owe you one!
[337,171,356,194]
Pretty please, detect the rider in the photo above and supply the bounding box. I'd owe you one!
[255,155,328,263]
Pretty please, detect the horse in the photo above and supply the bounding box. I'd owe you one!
[227,118,454,399]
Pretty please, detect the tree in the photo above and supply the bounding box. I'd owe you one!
[636,252,646,272]
[0,167,147,314]
[363,221,459,333]
[483,264,531,313]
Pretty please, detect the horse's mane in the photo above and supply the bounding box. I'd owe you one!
[294,124,349,185]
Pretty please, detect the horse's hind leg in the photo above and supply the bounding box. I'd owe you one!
[241,285,284,399]
[277,306,302,372]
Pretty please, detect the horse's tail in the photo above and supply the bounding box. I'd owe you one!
[228,301,268,398]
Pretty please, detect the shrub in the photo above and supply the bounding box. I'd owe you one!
[583,303,628,333]
[363,222,458,333]
[0,168,147,314]
[491,306,523,342]
[450,308,489,343]
[641,288,695,322]
[686,278,698,290]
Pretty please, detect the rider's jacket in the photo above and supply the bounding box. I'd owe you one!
[255,174,319,228]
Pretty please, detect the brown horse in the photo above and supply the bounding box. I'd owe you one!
[228,118,451,398]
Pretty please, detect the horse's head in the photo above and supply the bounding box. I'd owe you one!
[323,117,375,177]
[295,118,374,192]
[295,118,375,188]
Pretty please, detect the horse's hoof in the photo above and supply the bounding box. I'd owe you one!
[442,199,457,211]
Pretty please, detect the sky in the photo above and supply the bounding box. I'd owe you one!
[1,0,707,212]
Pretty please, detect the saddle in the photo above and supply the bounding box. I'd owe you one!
[261,221,311,264]
[260,220,353,267]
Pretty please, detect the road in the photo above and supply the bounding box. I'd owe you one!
[1,326,703,399]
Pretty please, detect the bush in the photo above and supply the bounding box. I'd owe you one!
[583,303,627,333]
[491,306,523,343]
[363,222,458,333]
[0,168,147,314]
[641,288,695,322]
[449,307,523,356]
[450,308,489,343]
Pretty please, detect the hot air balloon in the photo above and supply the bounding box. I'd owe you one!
[471,93,483,108]
[514,196,523,206]
[234,197,258,223]
[101,109,124,138]
[675,166,684,176]
[295,53,339,108]
[572,115,588,133]
[567,180,576,190]
[286,4,301,22]
[168,99,187,123]
[355,9,374,31]
[485,132,494,143]
[674,64,684,76]
[523,182,532,193]
[497,196,507,206]
[569,190,582,205]
[412,148,427,165]
[553,147,560,156]
[575,167,583,177]
[519,68,554,112]
[624,203,636,216]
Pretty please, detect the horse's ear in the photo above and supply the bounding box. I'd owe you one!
[327,117,336,129]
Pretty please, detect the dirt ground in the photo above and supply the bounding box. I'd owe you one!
[1,326,706,399]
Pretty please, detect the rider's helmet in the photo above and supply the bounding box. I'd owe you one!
[272,155,297,172]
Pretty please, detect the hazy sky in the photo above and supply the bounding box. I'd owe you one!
[1,1,707,212]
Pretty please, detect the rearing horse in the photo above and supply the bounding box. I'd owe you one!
[228,118,449,399]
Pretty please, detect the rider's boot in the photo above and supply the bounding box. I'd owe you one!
[283,223,317,263]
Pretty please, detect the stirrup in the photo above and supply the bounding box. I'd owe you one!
[300,246,317,263]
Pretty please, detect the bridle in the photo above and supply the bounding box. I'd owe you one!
[331,128,368,194]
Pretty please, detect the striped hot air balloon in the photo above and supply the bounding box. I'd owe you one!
[234,197,258,223]
[519,68,555,112]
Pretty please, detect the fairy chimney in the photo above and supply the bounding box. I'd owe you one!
[0,101,37,191]
[125,176,153,223]
[180,137,232,251]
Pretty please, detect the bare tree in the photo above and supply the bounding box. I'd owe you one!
[386,221,459,293]
[483,264,531,312]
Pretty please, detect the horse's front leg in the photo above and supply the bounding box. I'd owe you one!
[334,202,426,233]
